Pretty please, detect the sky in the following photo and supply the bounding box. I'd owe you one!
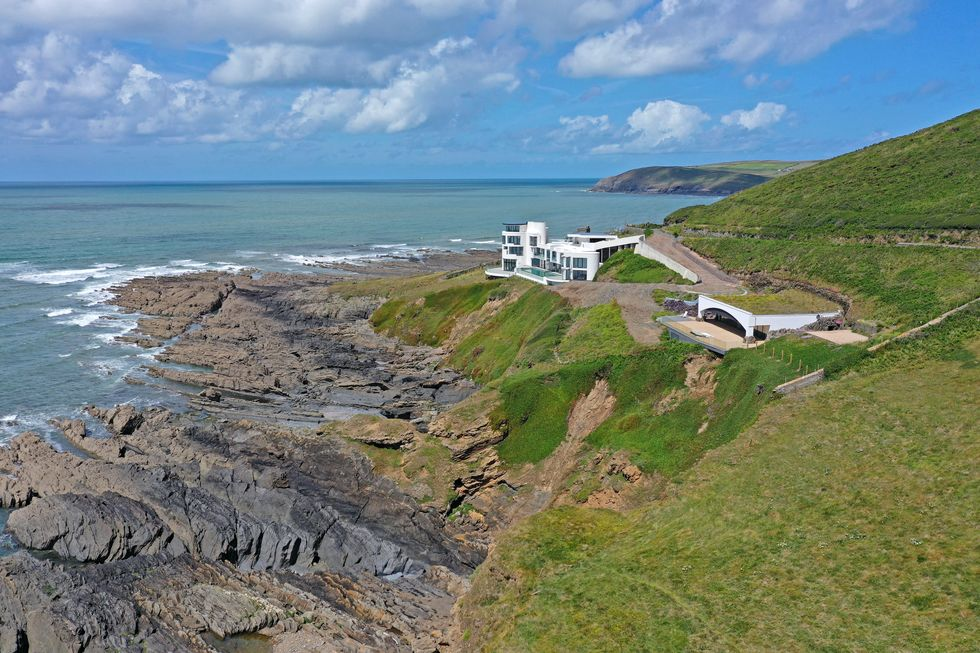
[0,0,976,181]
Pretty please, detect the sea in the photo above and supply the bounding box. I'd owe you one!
[0,180,716,449]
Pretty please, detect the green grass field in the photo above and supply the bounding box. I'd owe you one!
[596,249,693,284]
[718,288,839,314]
[668,110,979,235]
[693,160,817,177]
[459,308,980,652]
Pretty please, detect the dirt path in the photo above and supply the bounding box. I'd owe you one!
[644,230,741,290]
[868,296,980,352]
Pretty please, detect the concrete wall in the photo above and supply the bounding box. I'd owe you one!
[773,368,825,395]
[635,239,700,283]
[697,295,841,336]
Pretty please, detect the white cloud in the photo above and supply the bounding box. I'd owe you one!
[0,0,481,47]
[0,33,270,143]
[211,44,397,87]
[742,72,769,88]
[594,99,709,153]
[561,0,915,78]
[550,114,611,144]
[278,38,521,136]
[488,0,649,42]
[721,101,787,130]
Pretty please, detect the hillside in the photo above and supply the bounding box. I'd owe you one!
[667,109,980,234]
[591,160,813,196]
[662,110,980,332]
[457,307,979,652]
[317,111,980,653]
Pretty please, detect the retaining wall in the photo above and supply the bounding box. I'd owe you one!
[773,368,825,395]
[635,240,700,283]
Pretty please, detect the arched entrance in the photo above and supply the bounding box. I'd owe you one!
[701,307,750,339]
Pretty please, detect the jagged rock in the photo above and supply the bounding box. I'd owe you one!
[50,418,86,442]
[7,492,186,563]
[0,474,33,508]
[199,387,222,402]
[85,404,143,435]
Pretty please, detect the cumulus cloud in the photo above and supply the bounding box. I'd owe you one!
[561,0,915,78]
[488,0,649,42]
[721,102,787,130]
[547,114,612,150]
[211,44,398,87]
[594,99,709,153]
[277,39,521,136]
[0,33,269,143]
[0,0,483,47]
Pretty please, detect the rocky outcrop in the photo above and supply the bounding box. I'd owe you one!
[85,404,144,434]
[7,492,186,562]
[0,268,497,651]
[114,272,477,427]
[0,406,478,650]
[0,549,459,652]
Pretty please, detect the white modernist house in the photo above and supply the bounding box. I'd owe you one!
[486,220,641,285]
[697,295,841,341]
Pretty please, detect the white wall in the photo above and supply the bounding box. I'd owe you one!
[698,295,841,336]
[635,239,699,283]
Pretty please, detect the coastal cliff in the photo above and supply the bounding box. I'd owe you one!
[591,160,815,196]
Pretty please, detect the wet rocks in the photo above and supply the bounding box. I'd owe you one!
[7,492,186,563]
[85,404,144,435]
[50,418,86,441]
[116,272,477,427]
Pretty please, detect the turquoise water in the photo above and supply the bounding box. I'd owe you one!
[0,180,715,443]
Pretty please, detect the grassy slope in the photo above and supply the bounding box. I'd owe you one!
[371,278,507,346]
[595,249,693,284]
[663,111,980,330]
[448,285,571,383]
[692,160,817,176]
[688,236,980,328]
[668,110,979,234]
[460,308,980,652]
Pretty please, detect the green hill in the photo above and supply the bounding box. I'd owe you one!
[667,110,980,234]
[664,111,980,330]
[590,160,812,196]
[458,307,980,652]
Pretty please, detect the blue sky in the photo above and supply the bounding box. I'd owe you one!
[0,0,976,181]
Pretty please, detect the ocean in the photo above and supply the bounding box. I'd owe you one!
[0,180,715,449]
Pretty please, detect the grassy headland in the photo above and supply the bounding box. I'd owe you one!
[591,160,815,196]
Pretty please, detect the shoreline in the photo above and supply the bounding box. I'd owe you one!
[0,251,502,651]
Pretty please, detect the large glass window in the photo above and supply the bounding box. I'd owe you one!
[507,235,521,244]
[503,260,516,271]
[572,257,588,269]
[508,247,524,256]
[529,236,538,247]
[504,224,522,232]
[572,270,587,280]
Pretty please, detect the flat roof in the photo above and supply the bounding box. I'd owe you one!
[709,289,838,315]
[502,221,527,225]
